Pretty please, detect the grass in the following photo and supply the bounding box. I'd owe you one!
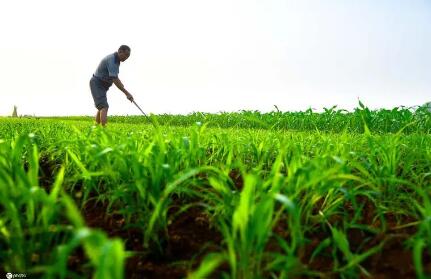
[0,104,430,278]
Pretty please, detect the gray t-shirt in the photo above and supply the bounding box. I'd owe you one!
[93,52,120,83]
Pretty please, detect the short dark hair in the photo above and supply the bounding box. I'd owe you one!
[119,45,131,52]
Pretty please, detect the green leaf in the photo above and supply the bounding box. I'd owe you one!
[187,253,225,279]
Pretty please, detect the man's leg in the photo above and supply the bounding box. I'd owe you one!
[90,77,109,126]
[100,107,108,126]
[95,110,101,124]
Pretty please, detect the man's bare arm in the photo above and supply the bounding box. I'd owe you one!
[113,78,134,101]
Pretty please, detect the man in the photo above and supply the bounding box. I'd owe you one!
[90,45,134,126]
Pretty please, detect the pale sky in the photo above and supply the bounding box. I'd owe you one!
[0,0,430,116]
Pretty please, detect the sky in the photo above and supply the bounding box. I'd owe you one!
[0,0,430,116]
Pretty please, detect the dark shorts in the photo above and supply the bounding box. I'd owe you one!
[90,76,112,110]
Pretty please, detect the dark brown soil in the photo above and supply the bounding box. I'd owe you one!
[229,169,244,190]
[76,199,223,279]
[278,194,428,279]
[39,156,62,188]
[36,160,429,279]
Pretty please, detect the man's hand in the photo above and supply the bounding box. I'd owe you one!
[126,93,134,102]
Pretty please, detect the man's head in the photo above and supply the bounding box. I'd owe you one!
[118,45,131,62]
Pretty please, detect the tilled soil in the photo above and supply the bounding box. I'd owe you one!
[37,160,430,278]
[77,200,222,279]
[75,199,430,279]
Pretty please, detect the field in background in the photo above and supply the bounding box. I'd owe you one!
[0,105,430,278]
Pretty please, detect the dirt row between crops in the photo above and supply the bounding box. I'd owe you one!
[73,199,431,279]
[37,158,431,278]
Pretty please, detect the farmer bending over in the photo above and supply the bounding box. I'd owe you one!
[90,45,134,126]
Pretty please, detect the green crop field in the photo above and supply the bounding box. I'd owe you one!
[1,105,430,279]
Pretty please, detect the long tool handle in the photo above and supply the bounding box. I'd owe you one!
[132,100,156,127]
[132,100,148,117]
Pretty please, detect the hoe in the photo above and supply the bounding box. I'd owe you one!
[132,100,157,127]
